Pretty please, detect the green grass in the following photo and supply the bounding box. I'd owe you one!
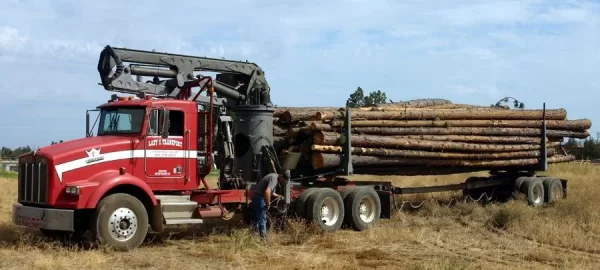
[0,170,17,179]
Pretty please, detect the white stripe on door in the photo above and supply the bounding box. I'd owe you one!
[55,150,199,183]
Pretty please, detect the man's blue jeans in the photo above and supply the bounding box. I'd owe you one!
[251,194,267,240]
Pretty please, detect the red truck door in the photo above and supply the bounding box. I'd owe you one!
[143,107,188,184]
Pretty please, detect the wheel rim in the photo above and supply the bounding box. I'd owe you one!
[108,207,138,242]
[320,197,340,226]
[532,183,543,204]
[359,195,376,223]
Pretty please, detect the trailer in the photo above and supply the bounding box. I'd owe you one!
[11,45,567,251]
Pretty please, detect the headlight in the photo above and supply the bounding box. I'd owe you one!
[65,186,80,195]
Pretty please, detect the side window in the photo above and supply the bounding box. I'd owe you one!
[147,109,160,136]
[146,108,184,137]
[168,110,184,136]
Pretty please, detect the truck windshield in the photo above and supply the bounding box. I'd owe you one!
[97,107,146,136]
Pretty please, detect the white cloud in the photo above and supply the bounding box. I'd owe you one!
[0,26,27,51]
[0,0,599,147]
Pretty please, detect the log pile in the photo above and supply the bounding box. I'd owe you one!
[271,99,590,176]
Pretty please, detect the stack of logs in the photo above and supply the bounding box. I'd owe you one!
[272,99,590,176]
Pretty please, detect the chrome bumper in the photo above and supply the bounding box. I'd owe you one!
[12,203,74,232]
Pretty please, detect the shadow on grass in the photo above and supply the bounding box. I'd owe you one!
[0,215,323,251]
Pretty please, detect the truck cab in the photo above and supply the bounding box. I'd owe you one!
[13,94,218,249]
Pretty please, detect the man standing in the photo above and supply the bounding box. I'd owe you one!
[251,172,286,241]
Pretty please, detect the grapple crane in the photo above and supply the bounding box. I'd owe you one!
[97,45,272,108]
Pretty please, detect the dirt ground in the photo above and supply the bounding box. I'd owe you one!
[1,162,600,269]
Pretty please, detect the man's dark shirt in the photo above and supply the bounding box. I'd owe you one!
[253,173,278,197]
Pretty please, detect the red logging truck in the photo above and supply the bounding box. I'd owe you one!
[12,45,567,250]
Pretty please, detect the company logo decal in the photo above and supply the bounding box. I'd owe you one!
[147,138,183,148]
[85,148,104,164]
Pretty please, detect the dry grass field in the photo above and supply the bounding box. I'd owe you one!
[1,162,600,269]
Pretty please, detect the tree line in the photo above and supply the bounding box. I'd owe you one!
[0,141,63,159]
[563,137,600,160]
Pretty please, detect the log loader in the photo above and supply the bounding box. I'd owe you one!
[12,45,568,251]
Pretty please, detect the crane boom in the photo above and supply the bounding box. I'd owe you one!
[97,45,271,107]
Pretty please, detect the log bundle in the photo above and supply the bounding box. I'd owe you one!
[271,99,590,176]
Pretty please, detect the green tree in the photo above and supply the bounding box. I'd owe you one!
[364,90,387,107]
[346,87,365,108]
[346,87,387,107]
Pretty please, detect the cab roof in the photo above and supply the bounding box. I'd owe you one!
[96,97,197,109]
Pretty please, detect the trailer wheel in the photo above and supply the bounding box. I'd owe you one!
[514,177,529,192]
[339,186,359,200]
[295,187,320,218]
[306,188,345,232]
[345,187,381,231]
[520,178,545,207]
[90,193,149,251]
[542,178,564,203]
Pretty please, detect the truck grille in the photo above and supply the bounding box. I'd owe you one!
[18,161,49,204]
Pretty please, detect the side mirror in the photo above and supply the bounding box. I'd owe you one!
[86,109,100,137]
[86,112,91,137]
[159,107,170,139]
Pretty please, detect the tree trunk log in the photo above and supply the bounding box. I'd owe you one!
[345,127,589,138]
[334,133,560,152]
[397,135,552,144]
[315,108,568,121]
[375,98,453,108]
[349,166,492,176]
[313,131,340,145]
[313,131,559,146]
[368,105,507,111]
[280,108,344,123]
[308,122,336,131]
[330,119,591,130]
[312,153,574,169]
[310,144,556,159]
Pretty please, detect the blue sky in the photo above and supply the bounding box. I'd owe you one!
[0,0,599,148]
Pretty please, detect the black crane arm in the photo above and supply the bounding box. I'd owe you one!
[97,45,271,107]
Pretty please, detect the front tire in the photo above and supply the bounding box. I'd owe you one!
[91,193,149,251]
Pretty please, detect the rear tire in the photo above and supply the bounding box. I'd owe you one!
[514,177,529,193]
[90,193,149,251]
[520,178,545,207]
[344,187,381,231]
[542,178,564,203]
[306,188,345,232]
[295,187,320,218]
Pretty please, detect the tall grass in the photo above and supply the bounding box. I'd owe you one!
[1,162,600,269]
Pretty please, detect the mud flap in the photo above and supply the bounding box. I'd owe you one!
[376,190,392,219]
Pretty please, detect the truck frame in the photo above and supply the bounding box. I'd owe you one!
[12,45,568,251]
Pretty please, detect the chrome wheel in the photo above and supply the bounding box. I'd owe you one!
[359,196,376,223]
[532,184,544,205]
[320,197,341,226]
[108,207,138,242]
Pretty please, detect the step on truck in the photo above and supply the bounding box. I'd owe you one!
[12,45,568,251]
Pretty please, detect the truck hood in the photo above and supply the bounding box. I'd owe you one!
[35,136,136,165]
